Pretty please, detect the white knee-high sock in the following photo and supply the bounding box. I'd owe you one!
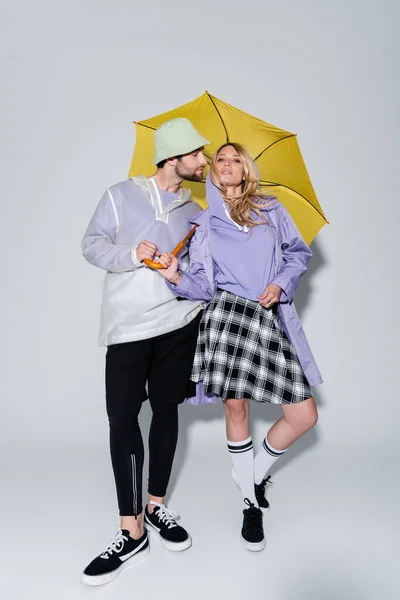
[254,436,288,485]
[227,436,258,506]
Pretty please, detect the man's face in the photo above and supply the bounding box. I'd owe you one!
[174,147,207,182]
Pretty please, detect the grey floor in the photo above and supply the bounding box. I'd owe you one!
[2,402,398,600]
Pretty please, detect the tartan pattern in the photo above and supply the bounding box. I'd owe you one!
[191,289,311,404]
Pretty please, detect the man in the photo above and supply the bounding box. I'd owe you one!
[80,118,210,586]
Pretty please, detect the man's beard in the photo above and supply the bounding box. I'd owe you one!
[175,161,204,182]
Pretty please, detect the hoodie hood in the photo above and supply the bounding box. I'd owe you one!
[205,172,279,235]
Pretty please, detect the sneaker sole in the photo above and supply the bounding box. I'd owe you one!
[240,535,266,552]
[144,517,192,552]
[80,544,150,587]
[232,469,270,514]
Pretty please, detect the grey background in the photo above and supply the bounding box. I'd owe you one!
[1,0,399,598]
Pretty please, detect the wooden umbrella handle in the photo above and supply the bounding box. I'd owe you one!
[143,224,199,270]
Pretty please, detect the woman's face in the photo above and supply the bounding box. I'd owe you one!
[214,145,245,187]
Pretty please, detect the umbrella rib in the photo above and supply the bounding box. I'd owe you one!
[259,181,328,222]
[135,122,156,131]
[253,134,296,162]
[206,92,229,144]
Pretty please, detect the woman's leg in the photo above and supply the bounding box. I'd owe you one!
[223,398,257,505]
[224,398,265,550]
[254,397,318,484]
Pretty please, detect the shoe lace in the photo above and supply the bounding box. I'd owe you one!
[100,529,128,559]
[153,503,179,529]
[243,498,262,527]
[257,475,273,494]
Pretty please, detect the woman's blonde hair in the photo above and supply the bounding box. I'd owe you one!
[210,142,270,228]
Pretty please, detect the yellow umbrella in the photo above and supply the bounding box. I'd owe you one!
[128,92,328,244]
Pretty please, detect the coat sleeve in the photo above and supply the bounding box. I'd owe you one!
[81,188,143,273]
[271,204,312,303]
[165,222,214,302]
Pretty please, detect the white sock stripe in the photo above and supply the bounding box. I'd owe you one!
[228,445,253,454]
[262,438,286,457]
[228,440,253,453]
[227,436,252,447]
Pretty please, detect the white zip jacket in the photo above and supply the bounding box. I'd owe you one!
[81,176,203,346]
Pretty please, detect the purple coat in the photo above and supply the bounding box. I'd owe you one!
[167,181,323,403]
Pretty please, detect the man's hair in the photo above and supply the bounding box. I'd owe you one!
[156,154,183,169]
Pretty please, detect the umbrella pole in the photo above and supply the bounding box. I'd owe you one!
[144,224,199,270]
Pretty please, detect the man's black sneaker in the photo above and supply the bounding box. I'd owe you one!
[144,502,192,551]
[232,468,272,513]
[80,529,149,587]
[255,476,272,513]
[241,498,266,552]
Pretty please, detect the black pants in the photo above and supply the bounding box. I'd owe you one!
[106,312,201,516]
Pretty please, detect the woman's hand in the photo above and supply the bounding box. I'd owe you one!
[257,283,282,308]
[156,253,183,284]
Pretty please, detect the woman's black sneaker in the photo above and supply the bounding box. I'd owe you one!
[241,498,266,552]
[232,469,272,513]
[144,502,192,551]
[80,529,149,587]
[255,476,272,513]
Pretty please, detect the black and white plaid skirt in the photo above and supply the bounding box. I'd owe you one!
[191,288,311,404]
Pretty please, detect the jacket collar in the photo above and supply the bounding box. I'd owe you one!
[132,175,192,223]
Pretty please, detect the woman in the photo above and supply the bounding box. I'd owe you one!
[157,143,323,552]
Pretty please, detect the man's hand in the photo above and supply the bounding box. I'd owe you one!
[135,240,160,263]
[156,253,183,285]
[257,283,282,308]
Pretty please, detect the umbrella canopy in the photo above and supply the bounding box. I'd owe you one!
[128,92,328,244]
